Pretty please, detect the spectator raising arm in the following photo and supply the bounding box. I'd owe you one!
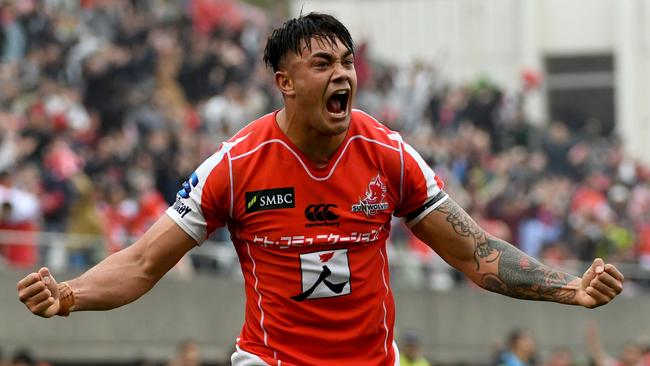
[17,214,196,317]
[411,195,624,308]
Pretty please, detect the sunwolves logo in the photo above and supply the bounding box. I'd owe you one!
[351,173,389,217]
[172,198,192,218]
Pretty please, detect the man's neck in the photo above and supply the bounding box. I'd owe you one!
[276,108,347,167]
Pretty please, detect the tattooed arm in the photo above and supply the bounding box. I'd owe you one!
[410,195,624,308]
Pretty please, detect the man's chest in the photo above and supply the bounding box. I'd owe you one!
[228,149,402,248]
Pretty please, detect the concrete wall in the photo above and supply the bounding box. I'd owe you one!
[2,270,648,363]
[289,0,650,164]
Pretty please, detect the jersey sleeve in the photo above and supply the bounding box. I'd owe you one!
[393,141,448,227]
[165,146,231,244]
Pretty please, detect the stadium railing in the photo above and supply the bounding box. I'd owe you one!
[1,229,648,290]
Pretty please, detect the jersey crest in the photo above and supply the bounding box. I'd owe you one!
[351,173,390,217]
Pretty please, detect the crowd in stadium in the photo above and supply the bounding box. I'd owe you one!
[1,0,650,286]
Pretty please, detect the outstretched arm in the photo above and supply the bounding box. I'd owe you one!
[17,214,197,317]
[410,196,624,307]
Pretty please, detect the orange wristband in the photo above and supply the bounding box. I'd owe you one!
[57,282,75,317]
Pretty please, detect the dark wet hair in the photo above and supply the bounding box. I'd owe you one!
[263,12,354,71]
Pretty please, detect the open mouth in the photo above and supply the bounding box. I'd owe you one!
[326,90,350,117]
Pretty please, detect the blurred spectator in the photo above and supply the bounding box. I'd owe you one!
[0,170,38,269]
[542,347,573,366]
[167,339,201,366]
[497,328,537,366]
[399,330,432,366]
[66,173,105,269]
[100,184,134,253]
[542,122,574,178]
[586,322,648,366]
[10,348,34,366]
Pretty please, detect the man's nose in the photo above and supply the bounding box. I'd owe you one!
[331,61,349,82]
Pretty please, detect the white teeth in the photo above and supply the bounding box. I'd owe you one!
[334,90,349,95]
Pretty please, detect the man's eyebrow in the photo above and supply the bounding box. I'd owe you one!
[310,49,353,61]
[310,51,335,61]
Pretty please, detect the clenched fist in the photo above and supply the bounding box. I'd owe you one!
[17,267,61,318]
[576,258,625,308]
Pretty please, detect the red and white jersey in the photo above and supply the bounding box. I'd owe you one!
[166,110,447,366]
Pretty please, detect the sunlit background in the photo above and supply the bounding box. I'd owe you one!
[1,0,649,365]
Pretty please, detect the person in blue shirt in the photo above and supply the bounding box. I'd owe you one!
[499,328,537,366]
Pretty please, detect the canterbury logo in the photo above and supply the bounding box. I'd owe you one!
[304,204,339,222]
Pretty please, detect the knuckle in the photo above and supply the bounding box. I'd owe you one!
[33,303,46,314]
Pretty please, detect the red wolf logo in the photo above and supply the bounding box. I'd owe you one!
[352,173,389,217]
[319,252,335,263]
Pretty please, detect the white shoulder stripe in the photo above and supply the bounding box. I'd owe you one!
[230,136,400,181]
[228,151,235,218]
[402,142,440,198]
[197,132,252,181]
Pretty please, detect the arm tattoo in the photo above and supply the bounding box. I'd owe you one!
[435,199,496,270]
[435,200,578,303]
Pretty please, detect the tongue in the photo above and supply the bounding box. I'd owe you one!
[327,98,342,114]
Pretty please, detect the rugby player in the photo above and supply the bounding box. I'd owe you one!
[17,13,624,366]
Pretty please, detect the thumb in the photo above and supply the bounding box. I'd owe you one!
[582,258,604,289]
[38,267,59,298]
[591,258,605,275]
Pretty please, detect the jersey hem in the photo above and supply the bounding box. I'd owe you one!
[164,211,203,245]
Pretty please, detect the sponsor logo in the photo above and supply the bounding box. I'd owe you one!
[172,198,192,218]
[245,187,295,213]
[178,172,199,199]
[351,173,390,217]
[291,249,350,301]
[304,204,340,228]
[252,225,384,247]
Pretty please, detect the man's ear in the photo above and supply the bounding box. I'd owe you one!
[275,70,295,97]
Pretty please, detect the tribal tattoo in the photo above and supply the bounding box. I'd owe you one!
[435,199,578,303]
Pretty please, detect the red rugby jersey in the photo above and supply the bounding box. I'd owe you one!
[166,109,447,366]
